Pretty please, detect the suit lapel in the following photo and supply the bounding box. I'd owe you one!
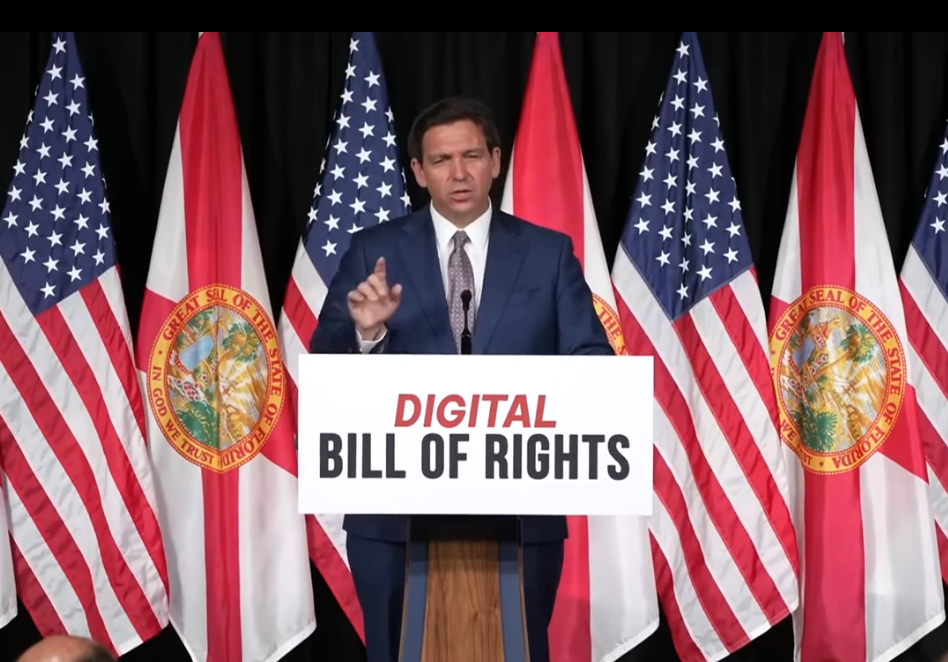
[474,212,527,353]
[396,209,455,353]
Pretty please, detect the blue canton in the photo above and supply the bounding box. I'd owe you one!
[305,31,410,287]
[912,123,948,297]
[619,32,753,322]
[0,32,116,316]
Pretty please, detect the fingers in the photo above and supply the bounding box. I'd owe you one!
[348,257,400,304]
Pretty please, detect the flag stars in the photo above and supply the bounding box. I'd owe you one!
[657,250,670,266]
[67,101,81,116]
[932,218,945,233]
[935,191,947,206]
[635,218,649,234]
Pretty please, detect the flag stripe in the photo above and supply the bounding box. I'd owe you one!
[7,537,61,632]
[82,277,148,442]
[0,428,111,643]
[612,250,798,660]
[177,53,246,662]
[0,290,162,642]
[902,244,948,588]
[790,41,862,656]
[612,268,761,651]
[651,448,747,649]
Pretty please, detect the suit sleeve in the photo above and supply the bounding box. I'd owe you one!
[309,236,370,354]
[554,235,615,356]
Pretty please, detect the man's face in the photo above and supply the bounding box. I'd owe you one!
[410,119,501,225]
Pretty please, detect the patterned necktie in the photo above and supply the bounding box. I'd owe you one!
[448,230,476,352]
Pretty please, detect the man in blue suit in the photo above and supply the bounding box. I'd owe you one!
[310,96,614,662]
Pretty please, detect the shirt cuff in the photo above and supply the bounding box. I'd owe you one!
[356,326,386,353]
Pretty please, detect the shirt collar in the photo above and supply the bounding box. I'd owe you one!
[429,201,491,254]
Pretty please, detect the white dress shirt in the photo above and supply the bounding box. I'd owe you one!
[357,202,492,352]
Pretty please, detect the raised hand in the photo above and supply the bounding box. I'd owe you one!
[347,256,402,340]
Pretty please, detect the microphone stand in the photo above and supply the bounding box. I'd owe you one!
[460,289,472,355]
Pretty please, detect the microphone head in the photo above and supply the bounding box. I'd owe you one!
[461,290,472,305]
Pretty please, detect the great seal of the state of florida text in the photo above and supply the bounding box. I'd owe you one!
[593,293,629,355]
[769,285,907,475]
[146,284,286,473]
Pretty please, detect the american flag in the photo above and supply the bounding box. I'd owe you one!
[277,30,410,638]
[899,123,948,585]
[609,32,800,661]
[0,32,169,653]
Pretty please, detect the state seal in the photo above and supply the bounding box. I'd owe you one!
[593,293,629,355]
[146,284,286,473]
[769,285,907,475]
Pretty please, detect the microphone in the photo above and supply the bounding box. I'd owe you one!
[460,289,473,355]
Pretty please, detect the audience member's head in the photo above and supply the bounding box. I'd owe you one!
[16,635,115,662]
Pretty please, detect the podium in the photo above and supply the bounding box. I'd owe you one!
[297,354,654,662]
[399,516,527,662]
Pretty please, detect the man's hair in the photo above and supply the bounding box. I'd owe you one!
[76,642,116,662]
[407,96,501,163]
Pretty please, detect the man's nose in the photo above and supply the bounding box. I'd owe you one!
[448,158,468,179]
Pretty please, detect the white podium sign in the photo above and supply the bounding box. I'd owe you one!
[297,354,653,517]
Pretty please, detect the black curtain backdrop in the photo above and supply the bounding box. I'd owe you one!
[1,30,948,662]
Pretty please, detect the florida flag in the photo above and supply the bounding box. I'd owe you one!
[768,32,943,661]
[500,31,659,662]
[135,32,316,662]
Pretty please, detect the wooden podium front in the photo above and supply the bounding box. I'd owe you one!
[398,516,530,662]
